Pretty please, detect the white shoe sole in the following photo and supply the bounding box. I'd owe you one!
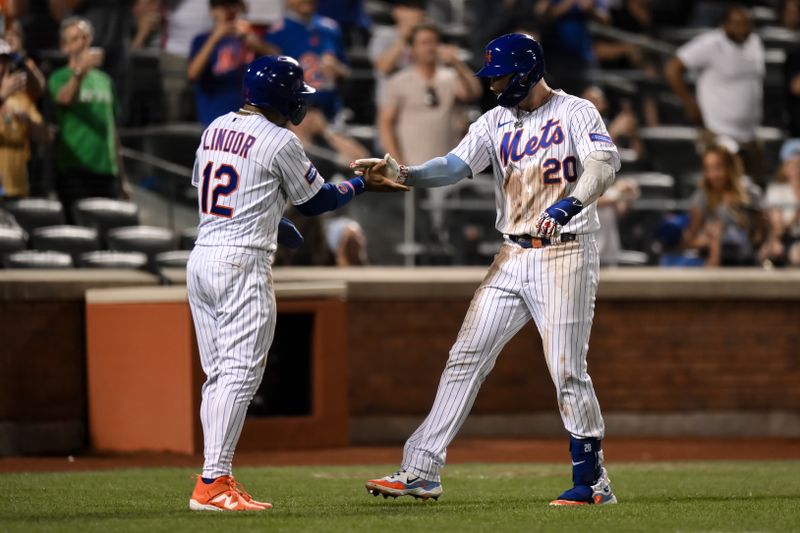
[189,499,224,511]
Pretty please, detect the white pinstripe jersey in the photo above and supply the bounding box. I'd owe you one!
[450,90,621,236]
[191,112,324,251]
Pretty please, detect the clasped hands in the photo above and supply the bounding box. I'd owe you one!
[350,153,409,192]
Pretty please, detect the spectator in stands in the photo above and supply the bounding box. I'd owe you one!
[596,177,640,266]
[129,0,167,125]
[1,19,47,99]
[594,0,652,71]
[760,152,800,267]
[683,145,764,266]
[783,0,800,140]
[592,0,659,126]
[379,23,481,239]
[266,0,351,121]
[665,5,767,185]
[368,0,425,104]
[131,0,163,51]
[582,85,643,158]
[317,0,371,47]
[535,0,611,94]
[49,0,134,124]
[326,216,368,265]
[48,17,129,216]
[780,0,800,31]
[187,0,275,126]
[163,0,211,122]
[0,38,50,200]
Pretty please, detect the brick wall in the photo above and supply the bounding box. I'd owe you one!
[348,299,800,416]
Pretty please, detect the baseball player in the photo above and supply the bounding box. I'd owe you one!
[355,33,619,506]
[186,55,406,512]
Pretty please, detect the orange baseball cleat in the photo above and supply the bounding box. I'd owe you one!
[189,475,273,511]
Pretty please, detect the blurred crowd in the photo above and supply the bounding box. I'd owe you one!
[1,0,800,268]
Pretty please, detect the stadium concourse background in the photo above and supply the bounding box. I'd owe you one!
[1,0,800,470]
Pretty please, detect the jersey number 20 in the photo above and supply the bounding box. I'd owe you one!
[542,156,578,185]
[201,162,239,218]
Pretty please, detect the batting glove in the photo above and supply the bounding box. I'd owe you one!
[277,217,304,249]
[534,196,583,239]
[350,153,402,182]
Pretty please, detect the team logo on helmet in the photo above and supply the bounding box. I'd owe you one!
[485,49,492,65]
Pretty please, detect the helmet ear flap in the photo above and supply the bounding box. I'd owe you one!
[288,100,308,126]
[497,71,532,107]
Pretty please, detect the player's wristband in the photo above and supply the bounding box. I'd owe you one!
[545,196,584,225]
[397,165,410,185]
[349,176,366,195]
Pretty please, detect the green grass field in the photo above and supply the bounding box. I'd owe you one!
[5,461,800,532]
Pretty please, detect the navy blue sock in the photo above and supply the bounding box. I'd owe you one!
[201,476,217,484]
[569,436,602,486]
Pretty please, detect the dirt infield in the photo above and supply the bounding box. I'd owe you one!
[2,437,799,473]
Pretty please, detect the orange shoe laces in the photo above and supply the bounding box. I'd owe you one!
[230,478,254,502]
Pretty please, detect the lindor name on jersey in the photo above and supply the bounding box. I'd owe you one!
[201,127,258,159]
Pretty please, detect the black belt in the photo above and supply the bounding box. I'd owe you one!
[509,233,577,249]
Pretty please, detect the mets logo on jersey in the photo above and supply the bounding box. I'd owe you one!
[499,118,564,165]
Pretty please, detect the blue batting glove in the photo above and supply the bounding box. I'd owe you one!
[277,217,304,249]
[534,196,583,238]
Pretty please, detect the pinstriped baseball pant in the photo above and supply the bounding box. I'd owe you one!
[402,235,605,482]
[187,245,276,479]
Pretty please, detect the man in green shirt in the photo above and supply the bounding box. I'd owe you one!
[47,16,127,217]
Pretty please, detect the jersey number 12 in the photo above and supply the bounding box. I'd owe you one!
[201,162,239,218]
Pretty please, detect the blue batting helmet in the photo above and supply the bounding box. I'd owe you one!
[475,33,545,108]
[242,55,315,125]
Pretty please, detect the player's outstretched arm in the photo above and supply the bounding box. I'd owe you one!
[352,153,471,188]
[295,174,408,217]
[534,151,618,239]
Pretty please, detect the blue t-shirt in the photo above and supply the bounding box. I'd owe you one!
[189,33,255,126]
[265,15,348,120]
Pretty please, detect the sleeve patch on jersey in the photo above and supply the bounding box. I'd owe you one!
[304,164,319,184]
[589,133,613,144]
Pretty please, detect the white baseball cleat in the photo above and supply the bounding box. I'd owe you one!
[366,470,443,500]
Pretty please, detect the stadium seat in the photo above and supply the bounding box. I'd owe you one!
[639,126,702,181]
[79,250,148,269]
[618,172,676,199]
[155,250,191,269]
[107,226,175,260]
[31,225,100,260]
[4,198,66,233]
[4,250,73,269]
[179,226,198,250]
[73,198,139,236]
[0,226,27,257]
